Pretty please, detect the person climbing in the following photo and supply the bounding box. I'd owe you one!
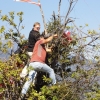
[20,34,57,99]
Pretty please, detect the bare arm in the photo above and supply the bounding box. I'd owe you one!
[42,34,57,44]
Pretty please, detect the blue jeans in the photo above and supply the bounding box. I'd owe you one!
[21,62,56,94]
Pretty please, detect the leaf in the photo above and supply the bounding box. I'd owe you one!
[1,48,7,53]
[21,25,25,29]
[66,26,70,30]
[17,12,23,16]
[53,96,58,100]
[71,72,80,78]
[13,33,18,37]
[85,24,88,26]
[19,16,22,22]
[5,33,11,39]
[7,40,13,48]
[9,11,14,16]
[0,26,5,33]
[79,26,82,28]
[1,15,7,21]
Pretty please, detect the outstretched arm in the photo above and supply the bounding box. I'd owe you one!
[42,34,57,44]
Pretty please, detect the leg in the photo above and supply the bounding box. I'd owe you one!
[29,62,56,85]
[41,63,56,85]
[21,70,37,95]
[20,52,33,78]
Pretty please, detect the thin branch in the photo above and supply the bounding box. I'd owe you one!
[64,0,73,25]
[18,19,23,34]
[58,0,62,21]
[82,37,100,48]
[38,0,47,34]
[52,11,56,21]
[64,0,78,28]
[72,22,89,36]
[7,18,20,36]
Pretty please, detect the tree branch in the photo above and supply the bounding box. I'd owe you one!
[38,0,47,34]
[58,0,62,21]
[64,0,78,28]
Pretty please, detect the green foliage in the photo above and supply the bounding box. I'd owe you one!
[85,90,100,100]
[46,15,77,67]
[47,18,62,33]
[1,15,8,21]
[0,11,28,99]
[6,40,13,48]
[28,83,79,100]
[17,12,23,22]
[42,75,52,83]
[88,30,97,35]
[0,54,24,99]
[0,10,100,100]
[0,26,5,33]
[0,11,26,54]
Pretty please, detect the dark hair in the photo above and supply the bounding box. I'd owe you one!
[40,34,44,37]
[37,34,44,40]
[41,31,52,39]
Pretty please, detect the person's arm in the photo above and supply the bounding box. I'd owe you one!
[42,34,57,44]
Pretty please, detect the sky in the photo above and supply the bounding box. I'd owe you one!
[0,0,100,39]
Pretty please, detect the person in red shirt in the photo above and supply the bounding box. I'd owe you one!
[21,34,57,96]
[62,31,72,45]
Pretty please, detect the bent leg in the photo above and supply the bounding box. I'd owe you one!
[20,52,33,78]
[41,63,56,85]
[29,62,56,85]
[21,70,36,94]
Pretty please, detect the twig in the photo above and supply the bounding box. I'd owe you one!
[64,0,78,28]
[38,0,47,35]
[58,0,62,21]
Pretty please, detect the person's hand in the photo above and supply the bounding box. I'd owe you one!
[53,34,58,38]
[49,44,55,49]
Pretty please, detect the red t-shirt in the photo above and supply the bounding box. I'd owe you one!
[63,31,72,41]
[30,40,46,63]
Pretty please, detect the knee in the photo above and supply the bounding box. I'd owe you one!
[50,68,55,74]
